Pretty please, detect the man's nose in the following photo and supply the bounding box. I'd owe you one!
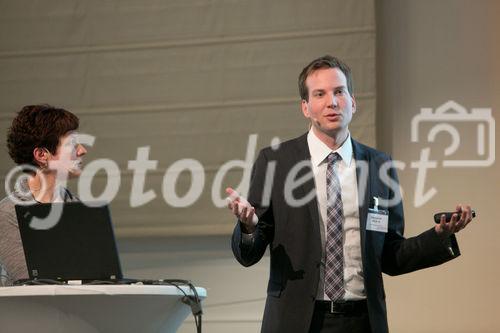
[327,93,338,108]
[77,144,87,156]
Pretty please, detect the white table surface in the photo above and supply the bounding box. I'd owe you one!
[0,284,206,333]
[0,284,206,297]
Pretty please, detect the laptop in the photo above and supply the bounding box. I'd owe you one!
[15,202,123,282]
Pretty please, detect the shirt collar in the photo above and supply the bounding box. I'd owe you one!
[307,129,353,167]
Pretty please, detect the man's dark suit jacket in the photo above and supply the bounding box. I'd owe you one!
[231,133,460,333]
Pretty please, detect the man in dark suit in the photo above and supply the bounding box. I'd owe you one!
[227,55,473,333]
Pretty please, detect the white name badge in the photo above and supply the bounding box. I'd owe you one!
[366,208,389,233]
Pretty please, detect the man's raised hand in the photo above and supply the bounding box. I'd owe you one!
[226,187,258,233]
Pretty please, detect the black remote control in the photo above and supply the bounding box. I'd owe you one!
[433,210,476,223]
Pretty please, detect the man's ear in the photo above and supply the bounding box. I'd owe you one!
[301,99,310,119]
[351,95,357,114]
[32,147,50,168]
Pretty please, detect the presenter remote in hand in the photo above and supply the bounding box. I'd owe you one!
[435,205,474,238]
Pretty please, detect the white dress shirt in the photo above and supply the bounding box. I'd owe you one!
[307,129,366,301]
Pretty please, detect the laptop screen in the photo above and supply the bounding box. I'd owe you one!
[15,202,123,281]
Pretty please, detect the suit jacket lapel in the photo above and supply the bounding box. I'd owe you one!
[293,133,320,237]
[352,139,371,261]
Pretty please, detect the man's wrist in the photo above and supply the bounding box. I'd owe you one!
[240,221,256,234]
[434,225,457,256]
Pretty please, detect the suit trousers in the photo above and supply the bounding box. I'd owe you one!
[308,302,372,333]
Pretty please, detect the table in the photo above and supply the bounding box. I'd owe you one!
[0,284,206,333]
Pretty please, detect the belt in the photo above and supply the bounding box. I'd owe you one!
[315,300,368,315]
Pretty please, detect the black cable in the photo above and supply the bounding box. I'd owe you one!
[152,279,203,333]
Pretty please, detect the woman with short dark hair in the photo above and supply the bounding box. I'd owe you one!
[0,104,87,284]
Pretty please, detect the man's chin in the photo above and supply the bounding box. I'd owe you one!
[320,126,344,136]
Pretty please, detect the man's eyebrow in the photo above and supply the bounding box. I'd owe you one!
[311,85,346,92]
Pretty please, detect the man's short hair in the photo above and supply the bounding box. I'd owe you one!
[298,55,354,101]
[7,104,79,168]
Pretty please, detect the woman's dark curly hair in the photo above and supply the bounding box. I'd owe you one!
[7,104,79,169]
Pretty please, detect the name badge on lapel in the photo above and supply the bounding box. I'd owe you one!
[366,197,388,233]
